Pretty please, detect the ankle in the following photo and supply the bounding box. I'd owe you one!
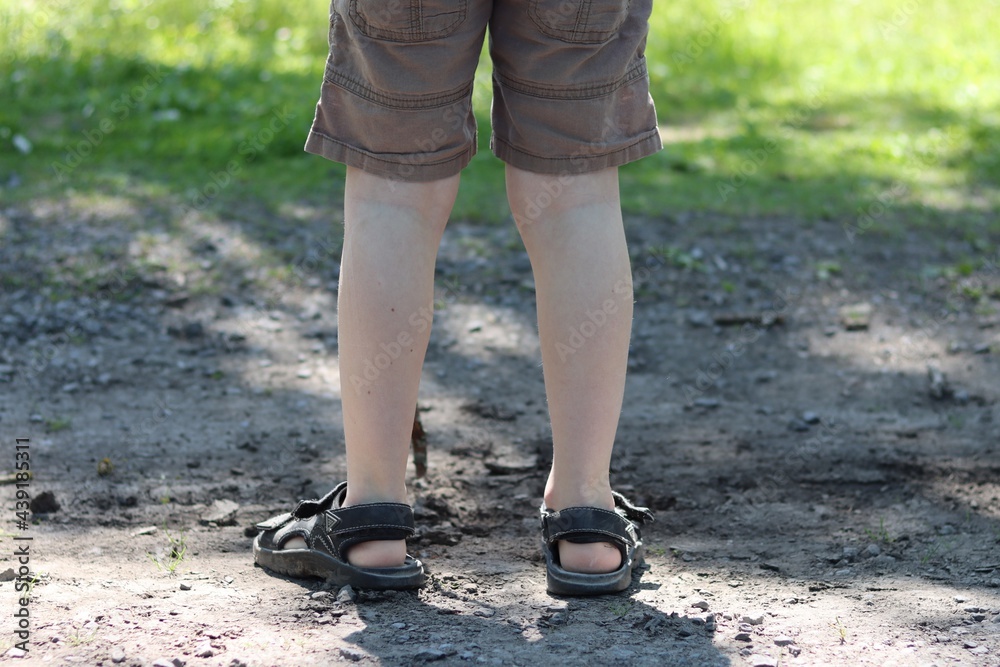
[343,483,408,508]
[543,478,614,512]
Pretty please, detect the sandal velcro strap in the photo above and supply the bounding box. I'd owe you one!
[540,492,654,549]
[256,482,416,562]
[542,506,637,546]
[611,491,655,524]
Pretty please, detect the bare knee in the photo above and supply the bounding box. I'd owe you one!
[505,165,619,232]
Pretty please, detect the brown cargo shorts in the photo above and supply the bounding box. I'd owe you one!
[304,0,662,181]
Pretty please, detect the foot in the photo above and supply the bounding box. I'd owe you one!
[281,487,408,568]
[544,486,623,574]
[281,535,406,568]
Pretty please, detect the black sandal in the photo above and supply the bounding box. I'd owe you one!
[253,482,425,590]
[540,491,654,596]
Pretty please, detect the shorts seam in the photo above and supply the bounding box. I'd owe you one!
[308,130,475,168]
[493,57,647,101]
[493,132,657,163]
[323,66,473,110]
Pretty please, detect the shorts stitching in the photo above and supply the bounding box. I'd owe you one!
[493,133,656,163]
[324,66,473,110]
[493,58,647,101]
[309,130,474,168]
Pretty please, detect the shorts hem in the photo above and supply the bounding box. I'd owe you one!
[491,131,663,175]
[304,130,476,182]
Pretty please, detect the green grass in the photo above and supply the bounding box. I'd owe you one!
[1,0,998,233]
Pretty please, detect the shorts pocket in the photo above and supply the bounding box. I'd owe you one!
[349,0,468,42]
[529,0,631,44]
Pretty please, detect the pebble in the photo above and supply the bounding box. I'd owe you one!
[6,647,27,658]
[179,583,191,591]
[200,499,239,526]
[337,585,357,603]
[194,643,214,658]
[0,568,15,582]
[787,419,810,432]
[297,368,313,379]
[839,302,872,330]
[690,598,710,611]
[774,636,794,646]
[339,647,365,661]
[751,657,778,667]
[30,490,60,514]
[414,648,448,661]
[802,411,820,424]
[735,632,753,642]
[842,546,860,561]
[742,613,766,625]
[110,646,126,663]
[864,543,881,558]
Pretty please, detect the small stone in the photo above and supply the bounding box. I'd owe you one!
[467,320,484,333]
[6,647,27,658]
[787,419,810,432]
[337,585,357,603]
[61,382,79,393]
[179,583,192,591]
[687,310,713,328]
[693,398,720,409]
[30,490,60,514]
[842,546,859,561]
[839,302,872,330]
[802,411,820,424]
[962,640,978,649]
[473,608,495,618]
[391,622,406,629]
[339,647,365,661]
[954,595,969,603]
[735,632,753,642]
[742,612,765,625]
[200,499,239,526]
[928,365,953,400]
[864,543,881,558]
[194,644,214,658]
[414,648,447,661]
[774,636,794,646]
[690,598,710,611]
[111,646,126,663]
[751,656,778,667]
[0,568,15,581]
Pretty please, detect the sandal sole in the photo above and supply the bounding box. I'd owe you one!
[545,543,645,596]
[253,537,425,590]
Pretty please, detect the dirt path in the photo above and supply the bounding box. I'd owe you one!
[1,201,998,666]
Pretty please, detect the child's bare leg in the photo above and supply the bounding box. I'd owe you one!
[283,167,459,567]
[506,165,633,574]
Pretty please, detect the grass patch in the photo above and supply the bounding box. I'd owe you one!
[1,0,997,232]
